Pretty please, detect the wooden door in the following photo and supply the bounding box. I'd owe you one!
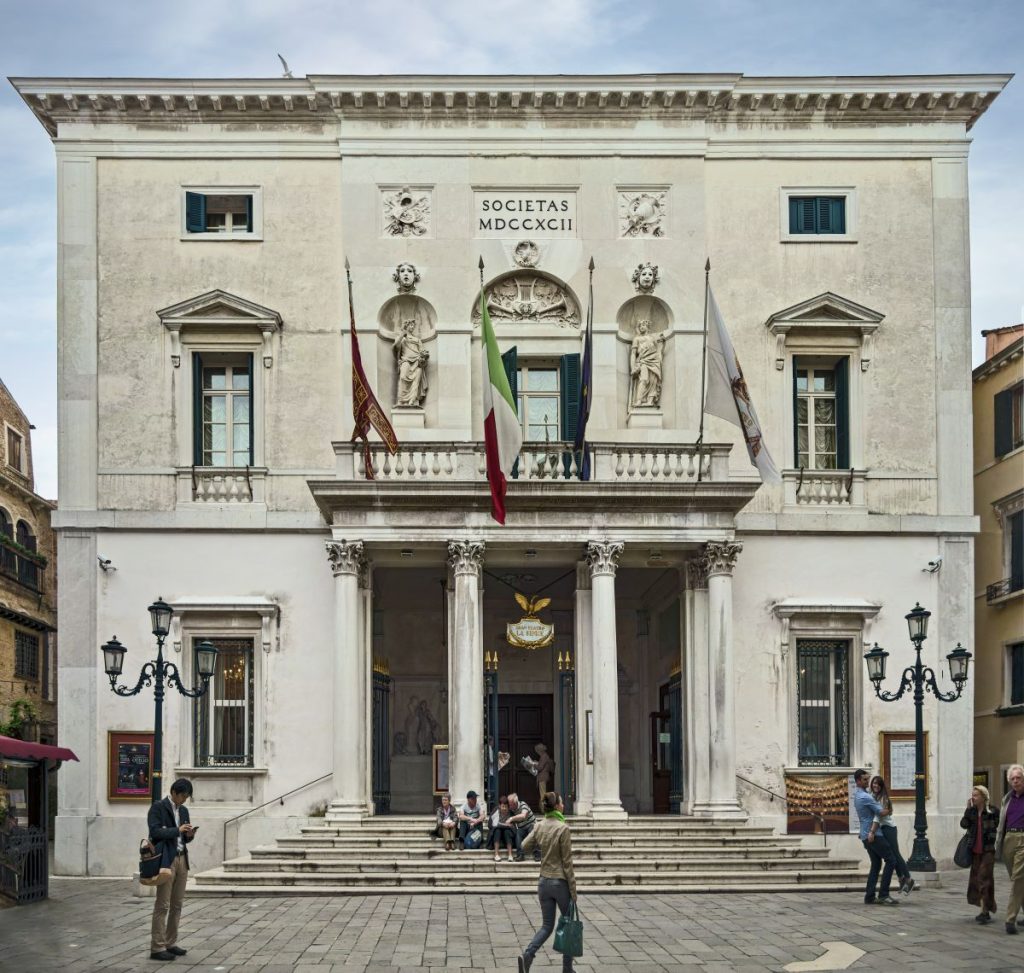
[497,693,554,805]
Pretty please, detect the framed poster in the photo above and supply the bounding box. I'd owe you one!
[783,772,856,835]
[108,731,154,802]
[880,731,928,800]
[973,769,990,790]
[432,744,449,796]
[585,710,594,765]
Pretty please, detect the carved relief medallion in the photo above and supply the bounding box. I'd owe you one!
[513,240,540,268]
[619,190,667,238]
[382,186,431,237]
[473,273,581,328]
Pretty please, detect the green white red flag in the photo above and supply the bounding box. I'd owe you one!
[479,291,522,524]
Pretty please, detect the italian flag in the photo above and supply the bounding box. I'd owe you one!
[480,291,522,524]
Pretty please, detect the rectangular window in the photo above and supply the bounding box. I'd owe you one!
[182,189,259,237]
[6,427,24,473]
[789,196,846,235]
[1009,642,1024,707]
[194,636,255,767]
[516,363,560,443]
[193,354,253,467]
[995,382,1024,457]
[794,358,850,469]
[14,631,39,680]
[797,639,850,767]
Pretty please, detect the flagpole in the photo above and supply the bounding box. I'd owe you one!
[696,258,710,482]
[580,256,595,479]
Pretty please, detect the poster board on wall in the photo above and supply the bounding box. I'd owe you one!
[880,731,928,800]
[432,745,449,796]
[107,731,154,802]
[784,771,856,835]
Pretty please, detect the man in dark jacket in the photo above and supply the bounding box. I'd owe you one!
[148,778,196,961]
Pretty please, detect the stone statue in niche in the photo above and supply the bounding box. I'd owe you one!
[631,262,660,293]
[473,273,581,328]
[619,190,666,238]
[393,319,429,407]
[629,319,666,409]
[383,186,430,237]
[393,261,420,293]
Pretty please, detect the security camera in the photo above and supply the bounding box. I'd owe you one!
[97,557,116,572]
[924,557,943,574]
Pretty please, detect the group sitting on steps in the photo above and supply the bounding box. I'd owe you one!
[432,789,542,862]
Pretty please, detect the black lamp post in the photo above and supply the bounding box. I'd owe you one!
[864,602,971,871]
[101,597,218,804]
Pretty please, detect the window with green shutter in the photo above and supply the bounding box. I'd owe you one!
[788,196,846,235]
[794,357,850,469]
[183,189,259,236]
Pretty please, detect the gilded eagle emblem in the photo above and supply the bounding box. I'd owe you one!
[514,593,551,616]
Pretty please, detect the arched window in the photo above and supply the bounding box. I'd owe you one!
[16,520,36,553]
[0,507,12,538]
[0,508,13,577]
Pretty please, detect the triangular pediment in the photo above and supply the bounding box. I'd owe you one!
[157,289,283,330]
[766,292,884,331]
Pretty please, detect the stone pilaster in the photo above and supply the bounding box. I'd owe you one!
[586,540,627,819]
[683,557,711,815]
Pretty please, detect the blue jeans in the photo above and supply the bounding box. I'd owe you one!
[524,877,574,972]
[880,824,911,885]
[862,831,899,901]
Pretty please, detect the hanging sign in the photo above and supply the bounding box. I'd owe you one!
[506,593,555,649]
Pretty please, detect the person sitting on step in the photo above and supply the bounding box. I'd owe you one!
[434,793,458,850]
[457,790,486,849]
[488,795,516,862]
[508,792,539,862]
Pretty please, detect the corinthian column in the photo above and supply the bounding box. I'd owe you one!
[326,540,367,820]
[684,557,712,815]
[703,540,746,818]
[448,540,485,804]
[586,540,627,820]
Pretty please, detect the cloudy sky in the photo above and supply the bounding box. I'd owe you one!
[1,0,1021,498]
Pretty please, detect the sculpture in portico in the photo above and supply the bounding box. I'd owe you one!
[629,319,666,409]
[383,186,430,237]
[393,318,429,407]
[392,262,420,293]
[631,262,660,294]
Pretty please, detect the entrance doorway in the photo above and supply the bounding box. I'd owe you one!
[497,693,553,805]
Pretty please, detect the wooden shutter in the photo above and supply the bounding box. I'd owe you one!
[246,352,255,465]
[792,358,801,466]
[559,353,581,479]
[1011,511,1024,590]
[995,387,1015,457]
[816,196,845,234]
[834,357,850,468]
[245,195,254,233]
[789,198,816,234]
[192,352,205,466]
[185,191,207,233]
[501,348,518,478]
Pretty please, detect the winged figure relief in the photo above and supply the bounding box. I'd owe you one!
[514,593,552,616]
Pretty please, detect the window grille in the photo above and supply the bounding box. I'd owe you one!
[194,637,255,767]
[797,639,850,767]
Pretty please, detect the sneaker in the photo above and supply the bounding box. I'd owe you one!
[874,896,900,906]
[976,912,991,924]
[493,853,501,862]
[901,878,917,894]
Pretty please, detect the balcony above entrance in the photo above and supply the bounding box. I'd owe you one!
[308,440,760,536]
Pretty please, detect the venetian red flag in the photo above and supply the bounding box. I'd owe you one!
[346,261,398,479]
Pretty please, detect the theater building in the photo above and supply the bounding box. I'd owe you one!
[12,70,1007,875]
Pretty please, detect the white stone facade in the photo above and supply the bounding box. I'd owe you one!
[11,72,1008,875]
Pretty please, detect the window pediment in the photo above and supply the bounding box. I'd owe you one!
[766,292,884,371]
[157,290,283,367]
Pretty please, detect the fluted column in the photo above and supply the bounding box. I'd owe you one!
[684,558,712,815]
[573,561,594,815]
[586,540,627,820]
[448,540,485,804]
[704,540,746,818]
[326,540,367,820]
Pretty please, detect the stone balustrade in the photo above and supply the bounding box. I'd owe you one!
[348,441,728,483]
[176,468,266,503]
[783,469,866,508]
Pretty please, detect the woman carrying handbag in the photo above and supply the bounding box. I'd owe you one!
[518,791,580,973]
[961,784,1000,923]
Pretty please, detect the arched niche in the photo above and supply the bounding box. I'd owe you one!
[616,295,673,339]
[378,294,438,340]
[471,271,581,328]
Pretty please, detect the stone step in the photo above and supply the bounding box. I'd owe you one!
[308,822,780,836]
[249,845,829,861]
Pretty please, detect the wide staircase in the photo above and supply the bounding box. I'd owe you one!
[191,816,862,896]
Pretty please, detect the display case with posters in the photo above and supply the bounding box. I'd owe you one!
[107,731,154,801]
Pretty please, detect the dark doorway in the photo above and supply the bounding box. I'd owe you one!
[497,693,554,805]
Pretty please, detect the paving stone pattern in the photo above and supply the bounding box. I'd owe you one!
[1,879,1021,973]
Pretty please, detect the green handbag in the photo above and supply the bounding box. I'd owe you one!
[553,900,583,958]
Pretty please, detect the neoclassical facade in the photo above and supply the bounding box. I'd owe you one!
[12,70,1008,875]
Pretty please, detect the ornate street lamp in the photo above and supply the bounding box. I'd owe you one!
[102,597,218,803]
[864,603,971,871]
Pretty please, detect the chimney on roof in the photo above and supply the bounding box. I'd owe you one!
[981,324,1024,361]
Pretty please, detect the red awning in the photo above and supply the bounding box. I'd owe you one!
[0,735,78,763]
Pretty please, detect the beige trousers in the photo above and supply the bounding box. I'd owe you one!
[1004,831,1024,924]
[151,854,188,952]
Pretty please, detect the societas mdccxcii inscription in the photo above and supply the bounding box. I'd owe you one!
[474,190,577,237]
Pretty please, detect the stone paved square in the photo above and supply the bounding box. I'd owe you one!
[1,880,1022,973]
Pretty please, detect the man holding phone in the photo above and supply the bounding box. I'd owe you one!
[148,778,196,961]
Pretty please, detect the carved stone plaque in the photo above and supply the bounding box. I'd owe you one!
[472,273,581,328]
[475,190,577,238]
[619,189,667,238]
[382,186,431,237]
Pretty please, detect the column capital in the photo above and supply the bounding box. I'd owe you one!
[586,540,624,578]
[685,558,709,591]
[326,539,365,577]
[701,540,742,578]
[447,539,485,577]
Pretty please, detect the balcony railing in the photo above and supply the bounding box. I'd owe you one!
[783,468,866,508]
[345,441,729,483]
[987,577,1024,603]
[0,544,42,592]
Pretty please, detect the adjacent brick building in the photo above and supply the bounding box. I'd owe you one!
[0,378,57,743]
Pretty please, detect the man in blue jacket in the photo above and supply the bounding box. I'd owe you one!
[148,778,196,960]
[853,768,901,905]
